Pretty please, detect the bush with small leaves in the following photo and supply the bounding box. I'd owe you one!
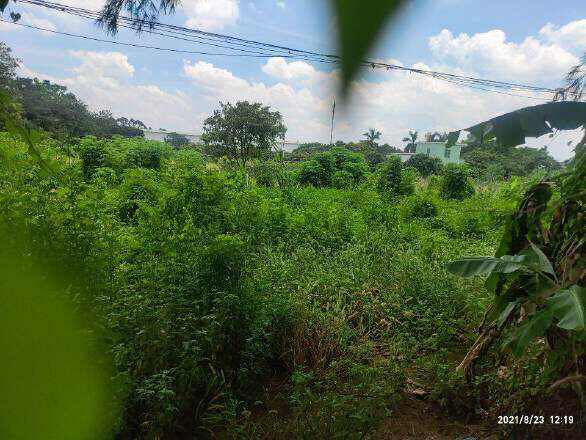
[298,148,369,188]
[117,169,162,224]
[401,194,438,220]
[439,164,475,200]
[80,143,109,180]
[125,145,164,171]
[376,156,415,196]
[405,153,443,177]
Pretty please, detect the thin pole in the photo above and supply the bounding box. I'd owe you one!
[330,99,336,145]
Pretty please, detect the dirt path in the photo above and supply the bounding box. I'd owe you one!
[374,393,494,440]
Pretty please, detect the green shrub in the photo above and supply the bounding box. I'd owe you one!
[439,164,475,200]
[80,143,109,180]
[298,148,369,188]
[125,145,164,170]
[332,170,354,189]
[90,167,117,187]
[117,169,162,224]
[401,193,438,220]
[249,160,288,187]
[376,156,415,196]
[398,166,417,196]
[405,154,443,177]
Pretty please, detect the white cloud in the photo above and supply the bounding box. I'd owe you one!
[69,51,135,79]
[261,57,333,83]
[539,20,586,53]
[19,51,193,131]
[184,60,332,141]
[184,0,239,31]
[277,1,286,9]
[429,29,578,81]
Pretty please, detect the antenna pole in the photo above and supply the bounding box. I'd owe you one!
[330,99,336,145]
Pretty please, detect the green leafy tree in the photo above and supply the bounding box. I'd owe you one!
[202,101,286,167]
[402,130,418,153]
[13,78,94,137]
[424,131,449,142]
[404,154,443,177]
[116,117,147,130]
[0,41,19,88]
[376,156,415,196]
[463,145,561,180]
[164,132,190,149]
[9,76,144,139]
[92,110,145,138]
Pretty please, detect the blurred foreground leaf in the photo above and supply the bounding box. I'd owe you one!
[331,0,405,95]
[0,263,112,440]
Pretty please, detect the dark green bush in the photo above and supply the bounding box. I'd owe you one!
[405,153,443,177]
[376,156,415,196]
[298,148,369,187]
[125,145,164,170]
[80,143,109,180]
[117,169,162,223]
[248,160,293,188]
[402,193,438,219]
[332,170,354,189]
[439,164,475,200]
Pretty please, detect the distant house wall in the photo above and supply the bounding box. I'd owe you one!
[414,142,463,164]
[143,130,202,144]
[390,153,416,163]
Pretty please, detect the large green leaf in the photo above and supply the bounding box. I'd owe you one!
[497,301,518,328]
[527,242,555,276]
[447,102,586,148]
[331,0,405,94]
[503,310,553,357]
[445,255,529,278]
[547,285,586,330]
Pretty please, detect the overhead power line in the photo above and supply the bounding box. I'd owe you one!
[0,19,312,58]
[10,0,573,101]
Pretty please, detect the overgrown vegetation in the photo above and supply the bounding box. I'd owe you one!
[0,12,583,435]
[5,121,572,437]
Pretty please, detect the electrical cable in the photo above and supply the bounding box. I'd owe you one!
[9,0,577,100]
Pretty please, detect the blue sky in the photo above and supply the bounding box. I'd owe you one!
[2,0,586,159]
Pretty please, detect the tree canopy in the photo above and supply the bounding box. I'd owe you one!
[0,43,146,139]
[0,42,19,88]
[164,132,191,149]
[202,101,286,166]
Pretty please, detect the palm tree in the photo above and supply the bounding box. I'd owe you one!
[402,130,418,153]
[554,52,586,101]
[363,128,382,146]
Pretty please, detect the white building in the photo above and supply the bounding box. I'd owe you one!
[143,129,202,143]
